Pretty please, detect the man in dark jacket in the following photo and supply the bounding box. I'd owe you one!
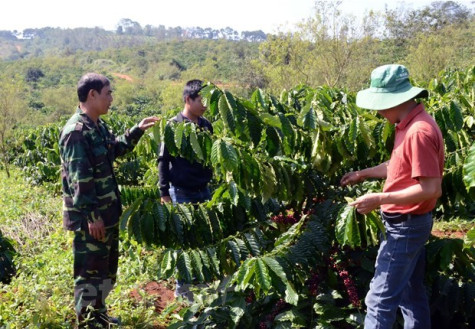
[60,73,159,328]
[158,79,213,204]
[158,79,213,301]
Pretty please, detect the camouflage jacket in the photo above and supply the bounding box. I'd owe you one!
[59,108,144,231]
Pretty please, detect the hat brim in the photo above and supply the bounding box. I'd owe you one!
[356,86,428,110]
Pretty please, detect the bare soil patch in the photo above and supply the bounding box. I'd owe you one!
[129,280,176,313]
[432,229,467,239]
[112,73,134,82]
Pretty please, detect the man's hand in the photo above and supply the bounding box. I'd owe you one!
[349,193,384,214]
[340,171,365,187]
[139,116,160,131]
[88,219,106,241]
[161,196,172,204]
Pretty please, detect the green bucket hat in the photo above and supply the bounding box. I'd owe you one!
[356,64,428,110]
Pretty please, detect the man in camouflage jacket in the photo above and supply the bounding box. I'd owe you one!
[59,73,159,328]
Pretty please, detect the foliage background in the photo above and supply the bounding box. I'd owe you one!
[0,1,474,328]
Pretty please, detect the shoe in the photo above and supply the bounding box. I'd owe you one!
[78,313,120,329]
[96,312,121,327]
[77,314,102,329]
[77,319,104,329]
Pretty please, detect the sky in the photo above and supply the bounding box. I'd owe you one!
[1,0,473,33]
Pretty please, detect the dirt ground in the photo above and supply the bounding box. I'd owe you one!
[129,281,177,328]
[431,229,467,239]
[130,281,176,313]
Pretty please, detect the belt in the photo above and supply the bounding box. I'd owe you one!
[381,211,430,224]
[173,185,208,193]
[381,212,410,224]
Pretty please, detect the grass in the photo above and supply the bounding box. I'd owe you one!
[0,168,177,328]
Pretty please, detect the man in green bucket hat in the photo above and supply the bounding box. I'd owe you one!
[341,64,444,329]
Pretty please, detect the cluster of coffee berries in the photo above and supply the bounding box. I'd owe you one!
[312,197,326,203]
[258,322,268,329]
[258,298,288,328]
[271,209,301,225]
[245,290,255,304]
[338,269,361,308]
[328,250,361,308]
[305,270,321,296]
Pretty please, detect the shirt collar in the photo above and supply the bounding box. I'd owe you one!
[396,103,425,131]
[76,107,102,129]
[179,111,201,125]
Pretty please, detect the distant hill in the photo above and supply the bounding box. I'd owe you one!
[0,20,267,61]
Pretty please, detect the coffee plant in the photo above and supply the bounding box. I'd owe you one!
[119,67,474,328]
[9,124,61,189]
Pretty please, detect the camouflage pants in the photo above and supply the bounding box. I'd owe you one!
[73,225,119,320]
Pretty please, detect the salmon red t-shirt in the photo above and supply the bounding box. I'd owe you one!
[381,104,444,214]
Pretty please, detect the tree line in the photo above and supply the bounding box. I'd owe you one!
[0,20,266,61]
[0,1,472,129]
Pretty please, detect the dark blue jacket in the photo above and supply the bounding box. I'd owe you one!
[158,112,213,197]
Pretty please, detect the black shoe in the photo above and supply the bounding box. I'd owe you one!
[77,314,103,329]
[96,312,121,327]
[77,319,105,329]
[78,313,120,329]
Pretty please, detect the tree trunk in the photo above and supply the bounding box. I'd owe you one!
[3,162,10,178]
[0,143,9,178]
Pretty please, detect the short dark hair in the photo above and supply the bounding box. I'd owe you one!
[183,79,203,103]
[77,73,110,102]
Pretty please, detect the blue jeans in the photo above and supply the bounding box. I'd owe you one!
[169,185,211,204]
[364,212,433,329]
[169,185,211,301]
